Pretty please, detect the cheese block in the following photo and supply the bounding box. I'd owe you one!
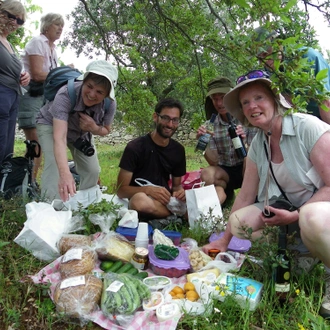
[186,268,220,285]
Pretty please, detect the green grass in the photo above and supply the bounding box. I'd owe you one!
[1,140,330,329]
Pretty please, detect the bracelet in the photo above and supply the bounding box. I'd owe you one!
[98,125,103,135]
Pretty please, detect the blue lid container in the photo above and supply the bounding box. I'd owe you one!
[115,225,153,241]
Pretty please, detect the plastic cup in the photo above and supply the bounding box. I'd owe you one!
[135,223,149,248]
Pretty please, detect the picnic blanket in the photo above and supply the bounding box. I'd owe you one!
[30,257,185,330]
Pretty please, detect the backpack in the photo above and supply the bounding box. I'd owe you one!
[0,140,41,200]
[43,66,111,113]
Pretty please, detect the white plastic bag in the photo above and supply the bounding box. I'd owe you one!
[185,183,223,232]
[67,185,102,211]
[118,209,139,228]
[199,252,239,273]
[14,201,75,261]
[167,196,187,216]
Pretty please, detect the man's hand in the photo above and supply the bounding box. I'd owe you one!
[173,188,186,201]
[58,172,76,202]
[202,238,229,254]
[146,186,171,205]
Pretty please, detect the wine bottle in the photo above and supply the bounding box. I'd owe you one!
[226,113,247,159]
[195,113,217,152]
[274,226,291,306]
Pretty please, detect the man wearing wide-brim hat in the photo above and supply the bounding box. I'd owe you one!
[196,76,258,205]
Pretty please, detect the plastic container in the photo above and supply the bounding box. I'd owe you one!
[209,232,251,252]
[156,302,181,322]
[148,246,190,278]
[143,276,172,291]
[160,230,182,246]
[115,225,153,242]
[143,291,164,311]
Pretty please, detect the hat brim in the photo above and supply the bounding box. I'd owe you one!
[206,86,232,97]
[77,70,116,101]
[223,77,291,124]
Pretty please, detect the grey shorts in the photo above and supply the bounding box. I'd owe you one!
[18,92,44,129]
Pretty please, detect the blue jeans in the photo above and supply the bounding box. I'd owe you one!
[0,84,19,163]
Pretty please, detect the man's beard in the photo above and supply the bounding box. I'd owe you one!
[156,123,177,139]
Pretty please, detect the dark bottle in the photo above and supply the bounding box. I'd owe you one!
[226,113,247,159]
[195,113,217,152]
[274,226,291,305]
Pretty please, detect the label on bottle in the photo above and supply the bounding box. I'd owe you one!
[275,282,290,293]
[232,136,243,149]
[195,133,211,152]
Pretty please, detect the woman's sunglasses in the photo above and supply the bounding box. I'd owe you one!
[2,10,24,26]
[236,70,270,85]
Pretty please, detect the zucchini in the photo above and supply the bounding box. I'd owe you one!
[134,271,149,279]
[126,267,139,276]
[117,262,135,274]
[107,260,123,273]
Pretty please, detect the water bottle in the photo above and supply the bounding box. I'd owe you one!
[226,113,247,159]
[195,113,217,152]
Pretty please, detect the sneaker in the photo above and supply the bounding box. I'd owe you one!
[148,215,182,230]
[320,273,330,319]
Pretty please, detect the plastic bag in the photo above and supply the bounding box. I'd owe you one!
[199,252,239,273]
[166,196,187,216]
[14,200,79,261]
[118,208,139,228]
[101,272,150,316]
[153,229,174,247]
[188,247,212,272]
[93,231,135,262]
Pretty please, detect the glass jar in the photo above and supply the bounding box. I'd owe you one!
[131,247,149,270]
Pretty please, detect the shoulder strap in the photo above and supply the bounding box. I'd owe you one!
[104,98,111,113]
[67,79,77,114]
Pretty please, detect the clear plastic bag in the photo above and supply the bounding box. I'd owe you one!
[167,196,187,216]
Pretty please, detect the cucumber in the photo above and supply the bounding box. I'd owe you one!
[126,267,139,276]
[134,271,149,279]
[107,260,123,273]
[117,262,135,274]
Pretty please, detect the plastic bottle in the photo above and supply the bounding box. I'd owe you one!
[195,113,217,152]
[274,226,291,306]
[226,113,247,159]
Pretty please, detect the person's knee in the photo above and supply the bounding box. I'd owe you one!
[129,192,154,213]
[299,202,327,236]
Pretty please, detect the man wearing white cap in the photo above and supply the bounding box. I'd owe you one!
[36,60,117,201]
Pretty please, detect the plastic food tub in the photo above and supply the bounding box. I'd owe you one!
[148,246,190,278]
[115,225,153,242]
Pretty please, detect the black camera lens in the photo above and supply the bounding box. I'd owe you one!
[73,137,95,157]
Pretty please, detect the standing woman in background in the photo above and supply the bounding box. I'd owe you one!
[0,0,30,163]
[18,13,64,185]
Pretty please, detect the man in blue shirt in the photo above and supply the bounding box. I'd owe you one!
[255,27,330,124]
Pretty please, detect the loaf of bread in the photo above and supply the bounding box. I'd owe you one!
[53,274,102,318]
[58,234,92,255]
[59,247,96,279]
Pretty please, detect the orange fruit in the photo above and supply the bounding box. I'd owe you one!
[186,290,199,302]
[171,286,184,295]
[169,291,176,297]
[184,282,195,292]
[175,293,185,299]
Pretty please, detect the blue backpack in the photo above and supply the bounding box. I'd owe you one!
[43,66,111,113]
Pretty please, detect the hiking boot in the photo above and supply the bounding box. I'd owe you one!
[320,273,330,319]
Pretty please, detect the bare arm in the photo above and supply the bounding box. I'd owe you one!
[172,176,185,201]
[203,157,259,253]
[29,55,48,82]
[319,99,330,125]
[116,169,171,205]
[53,118,76,201]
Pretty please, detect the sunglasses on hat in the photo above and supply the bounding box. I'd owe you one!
[2,10,24,26]
[236,70,270,85]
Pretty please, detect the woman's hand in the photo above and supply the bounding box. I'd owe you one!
[261,207,299,226]
[20,71,30,86]
[236,125,246,139]
[78,113,97,132]
[58,171,76,202]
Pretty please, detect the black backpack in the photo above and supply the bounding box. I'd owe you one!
[0,140,41,200]
[43,66,111,113]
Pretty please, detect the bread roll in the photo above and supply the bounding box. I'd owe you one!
[59,247,96,279]
[58,234,92,255]
[53,274,102,318]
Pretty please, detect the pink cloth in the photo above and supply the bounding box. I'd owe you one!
[30,257,185,330]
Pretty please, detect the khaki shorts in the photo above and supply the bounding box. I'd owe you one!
[18,92,44,129]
